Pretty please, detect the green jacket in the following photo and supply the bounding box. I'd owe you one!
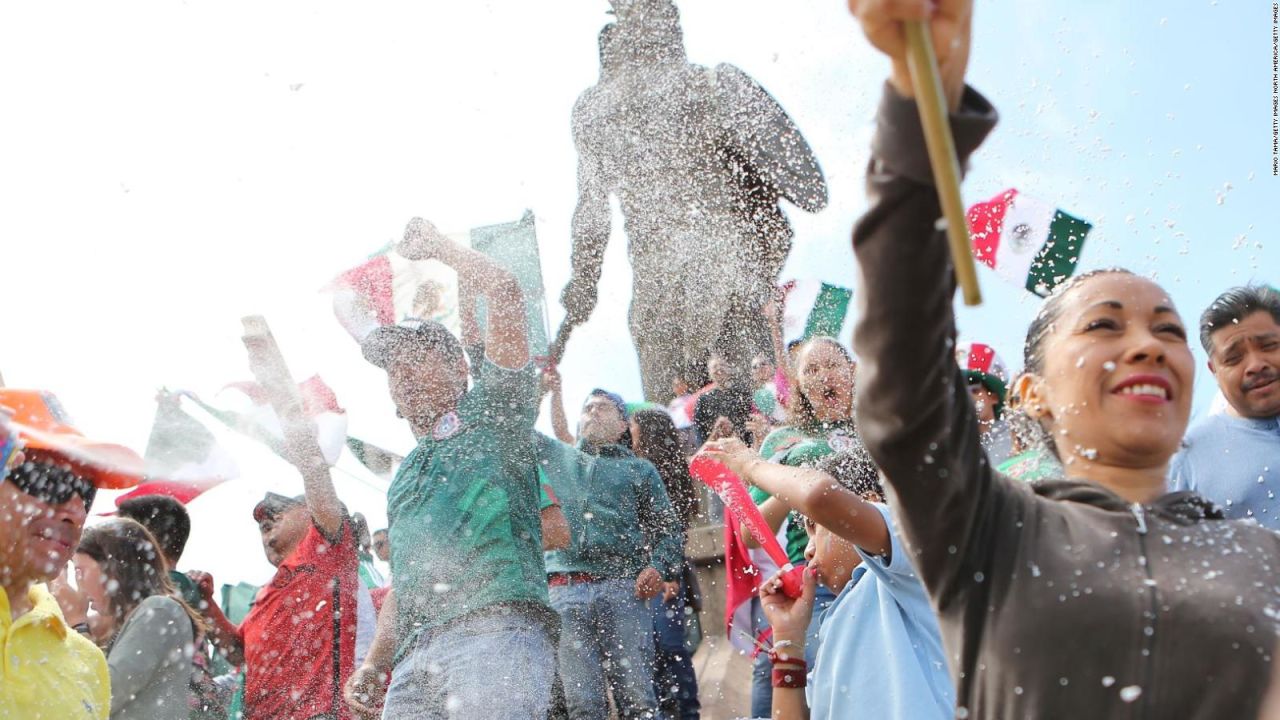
[535,434,683,580]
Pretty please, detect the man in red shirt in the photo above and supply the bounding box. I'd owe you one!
[194,450,358,719]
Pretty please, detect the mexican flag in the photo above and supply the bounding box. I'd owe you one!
[114,392,238,507]
[967,188,1092,297]
[188,376,349,467]
[778,280,854,345]
[326,210,550,356]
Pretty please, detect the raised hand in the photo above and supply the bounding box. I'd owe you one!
[848,0,972,108]
[700,436,760,479]
[397,216,448,261]
[758,564,818,649]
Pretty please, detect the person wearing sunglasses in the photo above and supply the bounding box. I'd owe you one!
[0,389,145,720]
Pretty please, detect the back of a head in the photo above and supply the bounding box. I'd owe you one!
[117,494,191,567]
[631,408,699,522]
[816,446,882,501]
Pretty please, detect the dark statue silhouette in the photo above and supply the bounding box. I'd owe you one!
[559,0,828,400]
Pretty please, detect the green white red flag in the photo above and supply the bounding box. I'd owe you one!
[326,210,550,356]
[778,280,854,344]
[967,188,1092,297]
[114,392,238,507]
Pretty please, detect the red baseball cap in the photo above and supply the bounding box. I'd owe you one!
[0,388,144,489]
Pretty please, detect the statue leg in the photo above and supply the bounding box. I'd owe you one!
[629,293,686,403]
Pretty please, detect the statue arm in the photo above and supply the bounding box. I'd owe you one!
[561,122,611,326]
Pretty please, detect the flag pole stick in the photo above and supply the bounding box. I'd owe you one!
[904,21,982,306]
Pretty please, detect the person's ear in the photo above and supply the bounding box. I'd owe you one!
[1206,359,1216,375]
[1014,373,1053,422]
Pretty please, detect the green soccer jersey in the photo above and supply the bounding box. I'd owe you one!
[387,360,548,654]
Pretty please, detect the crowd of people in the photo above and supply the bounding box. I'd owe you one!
[3,0,1280,718]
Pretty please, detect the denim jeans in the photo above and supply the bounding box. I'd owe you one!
[550,578,659,719]
[651,583,700,720]
[748,598,772,719]
[381,605,554,720]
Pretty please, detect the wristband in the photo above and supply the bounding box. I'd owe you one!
[767,640,804,665]
[771,663,807,689]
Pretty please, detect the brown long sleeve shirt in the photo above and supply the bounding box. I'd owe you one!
[853,84,1280,719]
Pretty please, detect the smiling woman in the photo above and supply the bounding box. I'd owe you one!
[847,0,1280,717]
[1014,268,1194,497]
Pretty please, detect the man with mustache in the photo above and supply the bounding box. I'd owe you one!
[1171,285,1280,529]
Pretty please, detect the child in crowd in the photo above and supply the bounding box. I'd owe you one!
[703,439,952,720]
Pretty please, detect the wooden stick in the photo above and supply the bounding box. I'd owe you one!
[904,21,982,306]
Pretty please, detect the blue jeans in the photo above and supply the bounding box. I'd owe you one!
[652,584,700,720]
[550,578,659,719]
[748,598,772,719]
[382,605,554,720]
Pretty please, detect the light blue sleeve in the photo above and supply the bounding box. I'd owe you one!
[856,503,918,582]
[1168,446,1196,492]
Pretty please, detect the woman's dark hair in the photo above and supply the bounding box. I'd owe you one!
[816,446,883,501]
[1019,268,1137,461]
[631,409,699,524]
[1022,268,1136,374]
[1198,284,1280,354]
[786,336,855,428]
[77,518,206,642]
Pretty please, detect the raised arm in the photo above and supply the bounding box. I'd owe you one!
[705,438,889,556]
[187,570,244,666]
[540,365,576,445]
[560,103,611,329]
[848,0,1004,600]
[399,219,529,369]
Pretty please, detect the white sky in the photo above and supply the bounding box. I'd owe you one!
[1,1,882,584]
[2,1,1270,584]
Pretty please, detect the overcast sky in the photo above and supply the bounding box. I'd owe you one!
[2,1,1274,583]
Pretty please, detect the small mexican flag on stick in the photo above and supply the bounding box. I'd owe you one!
[778,280,854,344]
[967,188,1092,297]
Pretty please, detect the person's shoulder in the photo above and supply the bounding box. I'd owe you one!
[1188,411,1246,437]
[1179,414,1249,458]
[125,595,191,638]
[136,594,186,617]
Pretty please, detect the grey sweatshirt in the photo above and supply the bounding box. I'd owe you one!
[107,595,194,720]
[852,83,1280,719]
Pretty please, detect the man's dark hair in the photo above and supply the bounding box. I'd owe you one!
[1198,285,1280,354]
[116,494,192,565]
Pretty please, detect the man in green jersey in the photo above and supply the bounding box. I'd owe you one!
[345,218,555,720]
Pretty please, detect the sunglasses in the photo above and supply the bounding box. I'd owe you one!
[5,461,97,508]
